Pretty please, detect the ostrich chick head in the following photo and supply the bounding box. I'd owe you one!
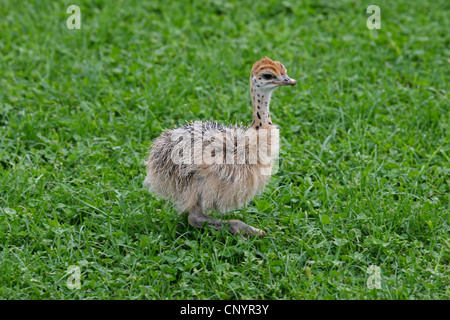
[250,57,297,92]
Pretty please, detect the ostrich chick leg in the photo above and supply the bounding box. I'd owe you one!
[188,205,266,239]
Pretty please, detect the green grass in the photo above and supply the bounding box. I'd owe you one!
[0,0,449,299]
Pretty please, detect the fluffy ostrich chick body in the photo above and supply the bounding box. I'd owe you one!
[144,57,296,237]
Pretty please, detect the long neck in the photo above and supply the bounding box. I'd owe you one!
[250,81,274,130]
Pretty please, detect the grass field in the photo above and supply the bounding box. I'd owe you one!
[0,0,449,299]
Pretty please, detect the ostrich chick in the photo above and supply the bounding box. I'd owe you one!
[144,57,296,238]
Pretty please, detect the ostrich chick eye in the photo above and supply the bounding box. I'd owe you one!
[262,73,274,80]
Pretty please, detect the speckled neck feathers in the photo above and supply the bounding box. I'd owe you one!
[250,80,274,130]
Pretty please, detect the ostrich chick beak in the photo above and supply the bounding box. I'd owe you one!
[279,74,297,86]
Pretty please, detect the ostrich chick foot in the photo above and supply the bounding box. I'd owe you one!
[188,207,266,240]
